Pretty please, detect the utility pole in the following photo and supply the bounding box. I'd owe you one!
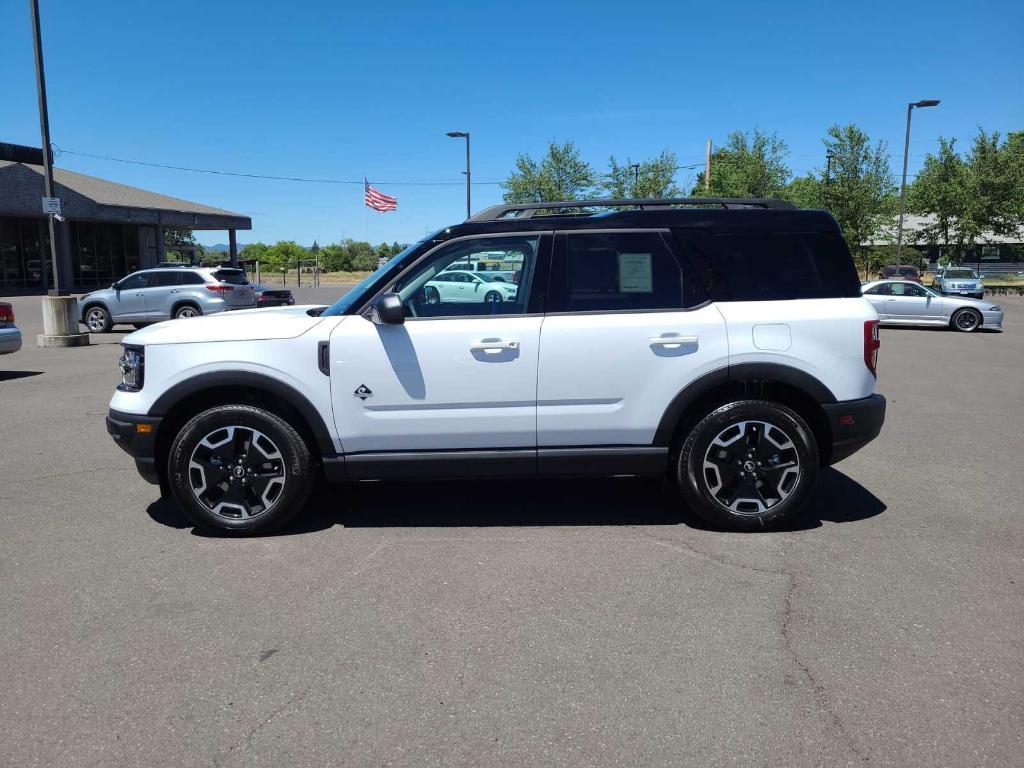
[29,0,65,295]
[629,163,640,192]
[446,131,471,219]
[705,139,712,193]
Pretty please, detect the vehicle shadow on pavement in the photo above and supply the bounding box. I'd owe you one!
[145,467,885,537]
[0,370,44,382]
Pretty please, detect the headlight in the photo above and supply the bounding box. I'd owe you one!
[117,344,145,392]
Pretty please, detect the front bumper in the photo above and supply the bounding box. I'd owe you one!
[822,394,886,465]
[106,409,163,484]
[982,309,1004,329]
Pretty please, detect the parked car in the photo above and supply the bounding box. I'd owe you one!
[105,197,886,535]
[253,284,295,308]
[882,265,922,283]
[79,266,255,332]
[932,267,984,299]
[862,280,1002,332]
[422,270,519,305]
[0,302,22,354]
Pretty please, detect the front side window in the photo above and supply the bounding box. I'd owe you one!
[890,282,927,297]
[118,272,150,290]
[548,232,688,313]
[393,236,539,318]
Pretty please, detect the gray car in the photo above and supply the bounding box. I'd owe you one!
[932,267,984,299]
[862,280,1003,332]
[79,266,256,333]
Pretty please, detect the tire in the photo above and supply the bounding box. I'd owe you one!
[174,304,202,320]
[167,404,314,535]
[423,285,440,305]
[951,308,981,333]
[484,290,503,304]
[674,400,819,531]
[83,305,112,333]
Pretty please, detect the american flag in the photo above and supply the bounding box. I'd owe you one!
[364,178,397,212]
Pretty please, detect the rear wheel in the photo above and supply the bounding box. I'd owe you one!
[168,404,313,535]
[83,305,112,333]
[174,304,201,320]
[675,400,818,531]
[951,308,981,332]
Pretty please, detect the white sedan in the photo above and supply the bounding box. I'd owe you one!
[862,280,1003,332]
[423,270,518,306]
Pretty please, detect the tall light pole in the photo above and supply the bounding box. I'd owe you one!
[29,0,64,295]
[446,131,470,219]
[896,99,940,263]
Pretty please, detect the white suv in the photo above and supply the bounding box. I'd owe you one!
[106,198,886,534]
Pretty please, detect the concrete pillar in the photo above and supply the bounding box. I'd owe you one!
[38,295,89,347]
[229,229,238,267]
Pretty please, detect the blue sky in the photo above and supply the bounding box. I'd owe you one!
[3,0,1022,247]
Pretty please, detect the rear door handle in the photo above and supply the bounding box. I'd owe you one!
[470,339,518,352]
[649,334,698,348]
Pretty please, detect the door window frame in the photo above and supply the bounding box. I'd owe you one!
[357,231,553,321]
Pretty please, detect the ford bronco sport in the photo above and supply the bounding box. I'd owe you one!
[106,198,886,534]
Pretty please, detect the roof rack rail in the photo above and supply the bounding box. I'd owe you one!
[468,197,796,222]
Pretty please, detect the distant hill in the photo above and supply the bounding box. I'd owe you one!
[204,243,247,253]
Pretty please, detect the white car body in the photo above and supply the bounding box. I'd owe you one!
[111,297,878,457]
[425,270,518,305]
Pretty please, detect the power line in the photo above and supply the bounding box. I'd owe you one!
[52,146,506,186]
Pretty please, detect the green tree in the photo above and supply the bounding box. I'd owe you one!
[816,124,896,273]
[239,242,270,265]
[691,130,791,198]
[263,241,308,272]
[785,174,825,209]
[908,137,969,261]
[501,140,595,203]
[601,151,682,199]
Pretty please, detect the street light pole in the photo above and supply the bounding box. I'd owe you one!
[29,0,64,295]
[447,131,471,219]
[896,99,940,264]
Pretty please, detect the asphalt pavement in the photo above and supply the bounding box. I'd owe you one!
[1,290,1022,767]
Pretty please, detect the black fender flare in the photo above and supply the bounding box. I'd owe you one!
[148,371,336,457]
[652,363,836,447]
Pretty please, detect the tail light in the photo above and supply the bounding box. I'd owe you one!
[205,284,234,293]
[0,304,13,328]
[864,319,880,377]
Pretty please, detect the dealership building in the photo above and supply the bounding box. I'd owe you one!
[0,144,250,293]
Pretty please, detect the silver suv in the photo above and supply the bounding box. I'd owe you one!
[932,267,984,299]
[80,266,255,333]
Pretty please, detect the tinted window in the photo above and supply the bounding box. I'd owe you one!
[212,269,249,285]
[149,271,180,287]
[863,284,889,295]
[548,232,688,313]
[679,230,861,301]
[118,273,150,290]
[890,282,927,296]
[179,271,205,285]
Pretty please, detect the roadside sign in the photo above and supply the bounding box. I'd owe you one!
[41,196,61,215]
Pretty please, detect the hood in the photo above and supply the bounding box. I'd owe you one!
[123,305,326,345]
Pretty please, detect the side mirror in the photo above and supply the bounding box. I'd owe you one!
[372,293,405,325]
[111,282,118,290]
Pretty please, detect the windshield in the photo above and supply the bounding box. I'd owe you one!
[898,268,918,276]
[945,269,977,279]
[320,237,434,316]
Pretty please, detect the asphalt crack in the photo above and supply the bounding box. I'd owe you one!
[633,526,869,763]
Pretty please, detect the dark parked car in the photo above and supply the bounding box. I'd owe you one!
[882,265,922,283]
[253,284,295,308]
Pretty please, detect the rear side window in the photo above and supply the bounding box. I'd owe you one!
[179,272,205,285]
[677,230,861,301]
[149,271,180,287]
[548,232,698,313]
[212,269,249,285]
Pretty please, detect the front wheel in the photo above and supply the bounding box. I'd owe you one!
[168,404,313,534]
[951,308,981,332]
[83,305,112,333]
[484,290,503,304]
[675,400,819,531]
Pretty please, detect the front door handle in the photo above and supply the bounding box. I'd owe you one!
[649,334,698,348]
[470,339,518,352]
